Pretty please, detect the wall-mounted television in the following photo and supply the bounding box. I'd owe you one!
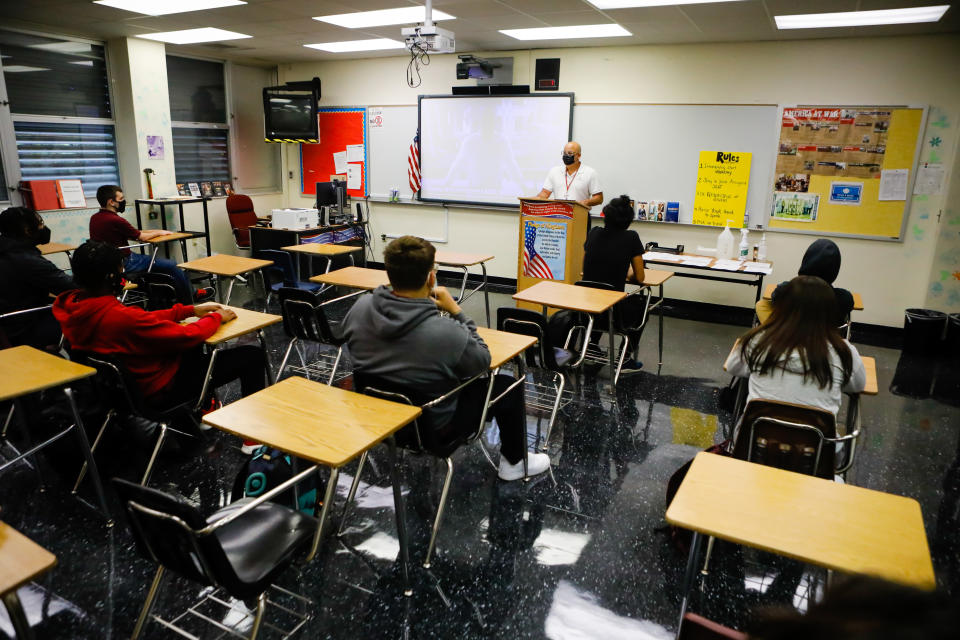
[262,78,320,143]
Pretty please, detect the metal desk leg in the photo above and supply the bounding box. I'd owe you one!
[223,277,236,305]
[607,307,617,393]
[147,245,160,272]
[3,591,34,640]
[387,436,413,596]
[201,199,211,256]
[658,283,665,367]
[304,466,339,563]
[676,531,703,637]
[63,387,112,525]
[755,275,765,303]
[257,329,275,385]
[481,263,490,328]
[195,347,220,412]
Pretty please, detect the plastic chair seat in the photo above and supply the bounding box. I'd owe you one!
[553,347,574,367]
[207,498,316,590]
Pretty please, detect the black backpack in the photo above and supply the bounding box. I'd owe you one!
[231,446,324,516]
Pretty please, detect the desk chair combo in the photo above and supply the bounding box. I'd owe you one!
[256,249,323,310]
[276,288,350,385]
[496,307,589,452]
[574,280,652,386]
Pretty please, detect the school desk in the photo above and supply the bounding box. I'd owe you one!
[0,521,57,640]
[178,254,273,305]
[642,252,772,303]
[435,251,495,328]
[667,452,935,633]
[282,243,361,281]
[637,269,675,367]
[201,376,421,594]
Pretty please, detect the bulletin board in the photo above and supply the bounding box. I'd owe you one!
[300,107,368,198]
[768,105,926,240]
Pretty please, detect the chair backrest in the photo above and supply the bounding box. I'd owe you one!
[112,478,235,587]
[278,287,342,344]
[731,399,838,478]
[136,272,178,310]
[258,249,297,286]
[225,195,258,248]
[352,370,468,455]
[497,307,562,370]
[574,279,649,332]
[69,349,145,416]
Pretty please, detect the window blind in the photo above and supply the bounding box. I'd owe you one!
[172,127,230,184]
[14,121,119,195]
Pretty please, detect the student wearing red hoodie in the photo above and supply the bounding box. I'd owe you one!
[53,241,268,410]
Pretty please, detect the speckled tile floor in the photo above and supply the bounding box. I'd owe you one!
[1,280,958,639]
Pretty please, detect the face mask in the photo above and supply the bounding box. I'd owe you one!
[34,226,51,246]
[562,153,576,166]
[115,200,126,213]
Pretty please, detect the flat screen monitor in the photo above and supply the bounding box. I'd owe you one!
[263,90,317,142]
[315,181,338,206]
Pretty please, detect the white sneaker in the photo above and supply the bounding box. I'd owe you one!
[498,452,551,481]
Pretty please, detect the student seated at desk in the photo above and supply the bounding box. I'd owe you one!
[0,207,74,349]
[756,238,854,326]
[89,184,205,305]
[725,275,865,416]
[53,241,268,412]
[582,195,646,370]
[343,235,550,481]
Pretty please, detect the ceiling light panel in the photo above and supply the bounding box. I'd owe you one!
[2,66,51,73]
[136,28,252,44]
[304,39,407,53]
[775,5,950,29]
[500,24,632,40]
[314,7,455,28]
[588,0,746,7]
[93,0,246,16]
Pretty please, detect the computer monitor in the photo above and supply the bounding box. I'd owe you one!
[315,182,338,207]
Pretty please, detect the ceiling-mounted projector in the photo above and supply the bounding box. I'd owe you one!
[402,24,455,54]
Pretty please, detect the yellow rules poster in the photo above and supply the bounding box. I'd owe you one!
[692,150,752,227]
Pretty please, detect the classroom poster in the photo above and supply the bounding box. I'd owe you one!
[522,220,566,281]
[829,182,863,205]
[692,150,752,227]
[772,192,819,222]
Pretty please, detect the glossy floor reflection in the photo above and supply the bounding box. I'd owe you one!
[1,281,958,639]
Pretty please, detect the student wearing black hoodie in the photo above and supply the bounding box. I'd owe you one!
[0,207,74,348]
[343,235,551,481]
[756,238,854,326]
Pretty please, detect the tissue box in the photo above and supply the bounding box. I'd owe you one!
[271,208,319,230]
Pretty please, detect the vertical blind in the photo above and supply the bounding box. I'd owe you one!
[172,127,230,184]
[14,122,119,195]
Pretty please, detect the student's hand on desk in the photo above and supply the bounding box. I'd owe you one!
[217,308,238,323]
[195,303,235,322]
[431,286,461,315]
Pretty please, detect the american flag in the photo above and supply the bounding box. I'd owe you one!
[407,132,420,193]
[523,224,553,280]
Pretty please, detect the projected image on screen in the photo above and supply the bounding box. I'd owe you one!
[419,95,573,207]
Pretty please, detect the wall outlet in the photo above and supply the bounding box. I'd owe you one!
[380,234,386,242]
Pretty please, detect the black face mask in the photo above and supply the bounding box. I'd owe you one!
[115,200,126,213]
[33,226,51,246]
[562,153,576,166]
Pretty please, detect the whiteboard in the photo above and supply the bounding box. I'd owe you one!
[418,94,574,207]
[368,105,418,199]
[573,104,779,225]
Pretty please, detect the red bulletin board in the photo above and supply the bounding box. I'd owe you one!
[300,107,368,197]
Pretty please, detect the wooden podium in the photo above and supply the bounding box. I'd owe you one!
[516,198,589,311]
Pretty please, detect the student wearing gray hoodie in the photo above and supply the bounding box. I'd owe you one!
[343,236,551,481]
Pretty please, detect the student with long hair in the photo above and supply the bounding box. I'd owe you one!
[725,275,866,415]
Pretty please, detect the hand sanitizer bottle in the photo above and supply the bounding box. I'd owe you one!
[717,219,735,260]
[738,228,750,260]
[757,225,767,261]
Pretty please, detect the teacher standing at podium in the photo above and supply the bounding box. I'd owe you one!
[535,141,603,209]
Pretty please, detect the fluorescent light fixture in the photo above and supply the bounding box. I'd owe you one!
[269,98,291,103]
[588,0,745,7]
[304,39,406,53]
[70,60,95,66]
[1,65,51,73]
[500,24,631,40]
[93,0,246,16]
[136,28,251,44]
[775,5,950,29]
[29,42,92,53]
[314,6,455,28]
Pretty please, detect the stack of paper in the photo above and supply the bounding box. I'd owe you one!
[711,259,745,271]
[681,256,714,267]
[743,262,773,275]
[643,251,684,262]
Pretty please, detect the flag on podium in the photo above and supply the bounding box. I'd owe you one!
[407,132,420,193]
[522,223,553,280]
